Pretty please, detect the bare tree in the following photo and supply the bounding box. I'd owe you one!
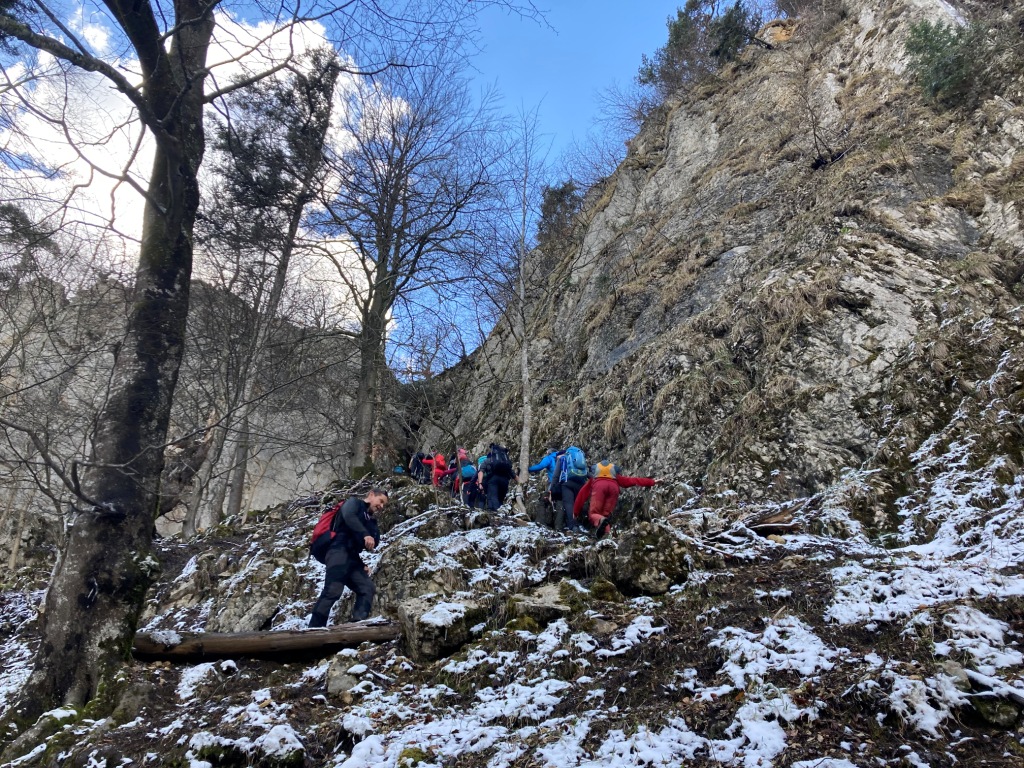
[316,51,505,473]
[184,49,344,533]
[0,0,541,742]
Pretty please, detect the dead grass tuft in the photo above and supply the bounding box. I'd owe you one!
[603,402,626,444]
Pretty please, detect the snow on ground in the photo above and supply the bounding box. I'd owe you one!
[3,430,1024,767]
[0,590,40,712]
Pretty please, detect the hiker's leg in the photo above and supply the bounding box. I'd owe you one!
[561,483,580,530]
[588,482,618,529]
[346,567,376,622]
[485,477,501,510]
[552,499,565,531]
[309,551,352,627]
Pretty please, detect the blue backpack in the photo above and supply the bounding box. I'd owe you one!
[461,461,477,481]
[560,446,588,483]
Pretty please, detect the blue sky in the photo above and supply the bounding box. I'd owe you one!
[471,2,684,160]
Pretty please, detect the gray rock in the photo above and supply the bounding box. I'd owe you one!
[373,539,469,616]
[972,694,1021,728]
[591,522,690,596]
[510,583,571,626]
[397,596,489,662]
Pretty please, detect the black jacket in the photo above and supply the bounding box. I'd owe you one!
[331,497,381,553]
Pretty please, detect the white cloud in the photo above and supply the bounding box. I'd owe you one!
[0,9,342,279]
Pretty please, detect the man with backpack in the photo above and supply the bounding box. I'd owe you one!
[552,445,588,532]
[308,487,387,627]
[528,443,562,485]
[529,443,564,530]
[482,442,515,511]
[572,462,658,540]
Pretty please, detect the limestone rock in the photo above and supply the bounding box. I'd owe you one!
[326,653,369,702]
[373,539,468,616]
[205,559,300,633]
[510,583,572,626]
[973,695,1021,728]
[397,595,489,662]
[592,522,691,596]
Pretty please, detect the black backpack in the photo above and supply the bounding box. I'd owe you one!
[488,444,513,478]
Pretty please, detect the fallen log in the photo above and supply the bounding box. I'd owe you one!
[748,521,802,537]
[133,621,401,662]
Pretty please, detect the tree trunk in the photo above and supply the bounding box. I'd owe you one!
[8,5,216,726]
[225,410,250,522]
[133,622,400,661]
[183,412,226,538]
[7,487,36,571]
[350,309,387,473]
[515,160,532,518]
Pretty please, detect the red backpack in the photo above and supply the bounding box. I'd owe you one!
[310,501,344,563]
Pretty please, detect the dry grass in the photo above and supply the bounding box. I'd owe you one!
[941,185,986,216]
[603,402,626,444]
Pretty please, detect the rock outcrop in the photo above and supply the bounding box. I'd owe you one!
[418,0,1024,542]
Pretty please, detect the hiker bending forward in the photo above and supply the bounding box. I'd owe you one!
[308,488,387,627]
[573,463,657,539]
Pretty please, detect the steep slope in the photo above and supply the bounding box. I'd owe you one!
[425,0,1024,517]
[1,473,1021,766]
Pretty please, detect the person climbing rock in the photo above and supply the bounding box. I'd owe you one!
[553,445,588,533]
[420,451,448,487]
[308,487,387,627]
[464,455,487,509]
[482,442,516,510]
[409,452,429,484]
[573,462,658,540]
[528,442,562,485]
[529,442,564,530]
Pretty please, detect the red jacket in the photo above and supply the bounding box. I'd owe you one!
[573,475,655,519]
[420,453,448,486]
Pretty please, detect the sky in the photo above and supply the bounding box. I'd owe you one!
[470,2,684,161]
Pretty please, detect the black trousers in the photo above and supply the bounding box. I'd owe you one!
[485,475,510,510]
[309,546,375,627]
[555,476,585,531]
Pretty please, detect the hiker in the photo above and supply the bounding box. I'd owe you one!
[440,448,473,498]
[529,443,563,530]
[308,487,387,627]
[573,462,657,540]
[409,452,429,484]
[552,445,588,532]
[456,449,478,501]
[482,442,516,510]
[420,451,448,487]
[463,456,486,509]
[528,443,562,485]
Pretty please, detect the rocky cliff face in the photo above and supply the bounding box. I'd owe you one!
[424,0,1024,523]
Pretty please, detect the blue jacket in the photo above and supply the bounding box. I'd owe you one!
[528,451,561,483]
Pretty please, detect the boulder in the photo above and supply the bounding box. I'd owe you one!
[973,695,1021,728]
[414,511,461,540]
[510,583,572,626]
[373,539,468,616]
[205,559,300,632]
[397,595,490,661]
[591,522,691,596]
[326,651,370,703]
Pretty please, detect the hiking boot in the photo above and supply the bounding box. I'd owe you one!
[595,518,611,541]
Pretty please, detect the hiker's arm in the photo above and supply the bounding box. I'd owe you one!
[617,476,656,488]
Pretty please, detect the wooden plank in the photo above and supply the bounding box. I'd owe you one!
[133,622,401,662]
